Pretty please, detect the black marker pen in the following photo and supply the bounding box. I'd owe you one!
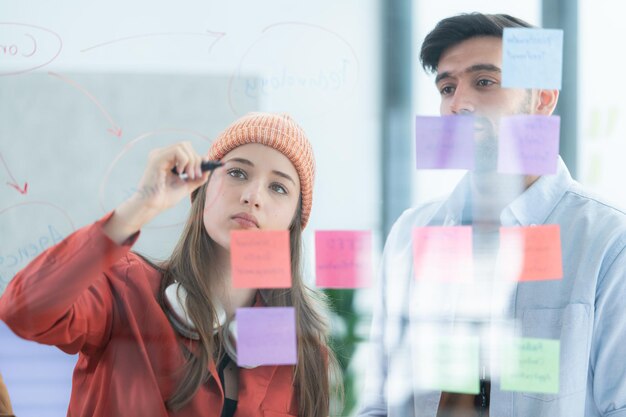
[171,160,223,179]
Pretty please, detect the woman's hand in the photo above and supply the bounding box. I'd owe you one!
[133,142,210,212]
[0,372,14,416]
[103,142,213,244]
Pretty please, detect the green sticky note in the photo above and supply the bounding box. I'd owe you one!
[501,337,560,394]
[414,334,480,394]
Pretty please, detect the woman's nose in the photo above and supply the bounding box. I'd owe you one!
[240,183,262,207]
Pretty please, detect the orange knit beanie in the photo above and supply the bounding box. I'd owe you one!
[207,112,315,229]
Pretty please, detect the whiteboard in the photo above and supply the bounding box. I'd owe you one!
[0,72,258,290]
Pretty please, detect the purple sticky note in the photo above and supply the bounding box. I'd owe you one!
[236,307,297,367]
[498,115,560,175]
[415,115,474,169]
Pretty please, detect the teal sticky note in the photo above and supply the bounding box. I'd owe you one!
[414,332,480,394]
[501,337,560,394]
[502,28,563,90]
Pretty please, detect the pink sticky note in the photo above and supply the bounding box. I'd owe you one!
[236,307,297,367]
[315,230,372,288]
[498,115,560,175]
[230,230,291,288]
[412,226,473,282]
[499,225,563,281]
[415,115,475,169]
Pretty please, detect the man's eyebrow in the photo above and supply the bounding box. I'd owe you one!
[466,64,501,74]
[435,64,502,84]
[435,71,452,85]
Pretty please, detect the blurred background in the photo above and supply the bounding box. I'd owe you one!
[0,0,623,416]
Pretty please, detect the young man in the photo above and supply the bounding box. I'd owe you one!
[358,13,626,417]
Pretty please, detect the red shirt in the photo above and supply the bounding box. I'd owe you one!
[0,213,298,417]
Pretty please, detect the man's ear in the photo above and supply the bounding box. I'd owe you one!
[534,89,559,115]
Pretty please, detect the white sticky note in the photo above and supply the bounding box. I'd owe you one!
[502,28,564,90]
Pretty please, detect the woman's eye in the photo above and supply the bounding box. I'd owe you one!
[227,168,246,179]
[270,183,288,195]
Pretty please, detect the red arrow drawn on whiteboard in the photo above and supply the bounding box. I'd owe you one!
[47,71,123,137]
[0,152,28,194]
[80,30,227,54]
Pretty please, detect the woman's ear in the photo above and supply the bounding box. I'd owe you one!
[534,89,559,115]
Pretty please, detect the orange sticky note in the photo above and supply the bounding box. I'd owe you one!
[412,226,473,282]
[499,225,563,281]
[230,230,291,288]
[315,230,372,288]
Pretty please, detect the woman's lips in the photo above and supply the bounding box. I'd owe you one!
[231,213,259,228]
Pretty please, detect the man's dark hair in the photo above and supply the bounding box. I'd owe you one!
[420,13,535,73]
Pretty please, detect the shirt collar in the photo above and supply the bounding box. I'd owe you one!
[437,157,573,227]
[501,156,573,226]
[435,174,471,226]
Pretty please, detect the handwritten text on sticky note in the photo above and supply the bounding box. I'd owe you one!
[230,230,291,288]
[315,230,372,288]
[501,337,560,394]
[502,28,564,89]
[415,115,474,170]
[499,225,563,281]
[412,226,473,282]
[236,307,297,367]
[413,328,480,394]
[498,115,560,175]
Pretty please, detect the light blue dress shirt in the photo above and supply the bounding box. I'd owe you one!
[358,158,626,417]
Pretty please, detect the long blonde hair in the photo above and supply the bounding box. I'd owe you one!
[157,178,342,416]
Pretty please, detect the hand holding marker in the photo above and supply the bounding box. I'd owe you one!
[171,160,223,179]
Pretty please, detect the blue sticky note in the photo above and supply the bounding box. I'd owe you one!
[502,28,563,89]
[415,115,474,169]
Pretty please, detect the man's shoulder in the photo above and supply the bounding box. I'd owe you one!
[396,199,446,227]
[560,181,626,223]
[385,199,447,246]
[556,181,626,255]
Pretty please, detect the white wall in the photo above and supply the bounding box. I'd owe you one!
[579,0,626,209]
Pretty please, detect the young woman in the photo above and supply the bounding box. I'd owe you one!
[0,112,340,417]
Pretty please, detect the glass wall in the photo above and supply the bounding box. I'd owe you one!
[0,1,381,416]
[4,1,625,416]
